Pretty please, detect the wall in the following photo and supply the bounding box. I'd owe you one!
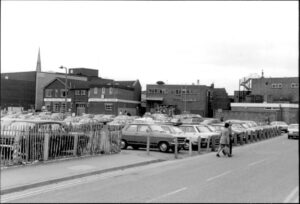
[251,77,299,103]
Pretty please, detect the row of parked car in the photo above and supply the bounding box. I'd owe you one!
[1,111,298,156]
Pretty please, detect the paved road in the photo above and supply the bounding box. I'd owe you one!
[2,135,298,203]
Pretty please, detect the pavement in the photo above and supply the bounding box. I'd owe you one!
[0,150,169,195]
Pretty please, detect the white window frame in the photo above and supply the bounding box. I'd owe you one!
[109,87,113,95]
[102,87,106,94]
[75,90,80,96]
[291,83,299,88]
[94,87,98,94]
[45,89,52,97]
[81,90,86,95]
[105,103,112,111]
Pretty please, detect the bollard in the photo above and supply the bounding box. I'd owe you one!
[146,135,150,156]
[174,137,178,159]
[233,133,238,146]
[197,136,201,154]
[43,132,50,161]
[244,133,249,144]
[211,136,216,151]
[73,134,78,156]
[250,131,253,143]
[239,133,244,145]
[189,137,192,156]
[206,136,211,151]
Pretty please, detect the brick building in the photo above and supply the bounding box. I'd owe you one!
[88,80,141,116]
[145,83,230,117]
[251,77,299,103]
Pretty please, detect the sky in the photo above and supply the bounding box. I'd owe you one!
[1,1,298,95]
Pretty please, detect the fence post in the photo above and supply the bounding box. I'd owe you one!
[198,136,201,154]
[189,137,192,156]
[174,137,178,159]
[250,131,253,143]
[43,132,50,161]
[73,134,78,156]
[146,135,150,156]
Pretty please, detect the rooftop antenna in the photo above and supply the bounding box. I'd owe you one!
[261,69,264,78]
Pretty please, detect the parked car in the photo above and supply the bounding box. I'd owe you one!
[201,118,221,125]
[121,123,186,152]
[287,124,299,139]
[178,124,220,150]
[270,121,289,133]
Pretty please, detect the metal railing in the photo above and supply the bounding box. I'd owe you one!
[0,124,122,167]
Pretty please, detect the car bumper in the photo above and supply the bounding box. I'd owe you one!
[288,133,299,139]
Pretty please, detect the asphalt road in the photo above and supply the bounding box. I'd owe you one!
[2,134,299,203]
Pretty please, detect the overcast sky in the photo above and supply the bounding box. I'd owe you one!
[1,1,298,95]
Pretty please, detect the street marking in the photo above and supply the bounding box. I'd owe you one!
[248,159,266,166]
[283,186,299,203]
[0,170,124,203]
[206,171,231,182]
[146,187,187,203]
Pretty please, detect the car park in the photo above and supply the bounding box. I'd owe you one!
[178,124,220,150]
[287,124,299,139]
[270,121,289,133]
[121,123,186,152]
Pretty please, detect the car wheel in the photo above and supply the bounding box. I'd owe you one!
[183,142,189,150]
[288,136,291,139]
[120,139,128,149]
[158,142,169,153]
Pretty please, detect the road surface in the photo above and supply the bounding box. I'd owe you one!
[2,134,298,203]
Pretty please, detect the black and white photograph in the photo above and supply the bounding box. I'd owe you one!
[0,0,298,203]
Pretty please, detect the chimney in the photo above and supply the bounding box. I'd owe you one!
[36,48,41,72]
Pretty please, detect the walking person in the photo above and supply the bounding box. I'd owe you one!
[228,122,233,156]
[216,122,231,157]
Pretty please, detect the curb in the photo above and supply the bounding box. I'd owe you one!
[0,159,165,195]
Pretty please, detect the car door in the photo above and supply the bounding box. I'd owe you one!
[122,124,138,145]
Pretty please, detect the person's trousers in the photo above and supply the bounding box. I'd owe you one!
[229,138,233,155]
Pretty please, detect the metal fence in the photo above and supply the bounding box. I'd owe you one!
[0,124,122,167]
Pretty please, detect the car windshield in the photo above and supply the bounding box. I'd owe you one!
[232,123,244,129]
[241,123,250,128]
[288,124,298,129]
[161,126,172,133]
[196,126,212,133]
[150,125,166,133]
[170,126,184,134]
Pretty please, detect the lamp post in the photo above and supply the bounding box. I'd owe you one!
[59,66,68,113]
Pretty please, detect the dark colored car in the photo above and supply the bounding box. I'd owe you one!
[121,123,186,152]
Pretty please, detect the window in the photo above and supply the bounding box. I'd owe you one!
[81,90,86,95]
[109,87,113,95]
[291,83,299,88]
[138,125,150,133]
[94,87,98,94]
[45,89,52,97]
[53,103,60,112]
[125,125,138,132]
[175,89,181,95]
[105,103,112,111]
[60,103,66,112]
[271,83,283,89]
[55,89,59,97]
[75,90,80,95]
[102,87,106,94]
[61,89,67,97]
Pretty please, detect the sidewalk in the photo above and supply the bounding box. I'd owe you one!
[0,151,165,195]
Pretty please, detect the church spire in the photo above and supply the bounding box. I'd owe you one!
[36,48,41,72]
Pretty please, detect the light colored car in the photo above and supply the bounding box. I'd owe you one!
[121,123,186,152]
[270,121,288,133]
[287,124,299,139]
[178,124,220,150]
